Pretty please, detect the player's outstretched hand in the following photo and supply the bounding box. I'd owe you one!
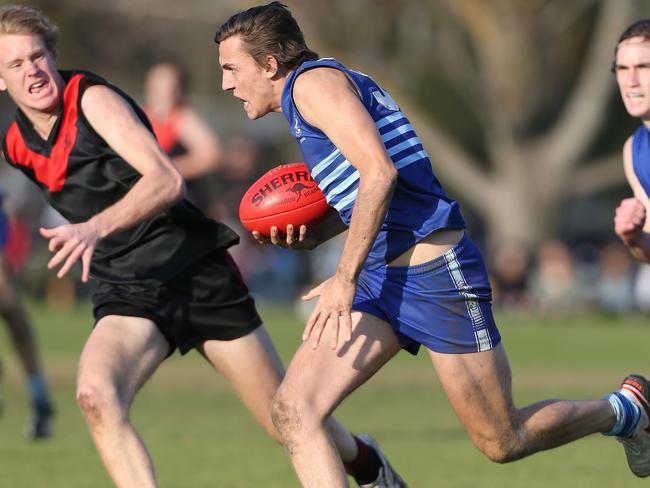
[615,197,646,245]
[40,221,100,282]
[252,224,317,250]
[301,274,355,350]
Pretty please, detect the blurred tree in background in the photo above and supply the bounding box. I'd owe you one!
[2,0,650,249]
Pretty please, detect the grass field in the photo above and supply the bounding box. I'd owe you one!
[1,301,649,487]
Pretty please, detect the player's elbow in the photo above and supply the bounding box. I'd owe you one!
[378,164,397,184]
[363,162,397,194]
[165,168,186,204]
[378,163,398,191]
[173,173,187,203]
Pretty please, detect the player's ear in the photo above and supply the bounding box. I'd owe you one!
[263,55,279,79]
[0,76,6,91]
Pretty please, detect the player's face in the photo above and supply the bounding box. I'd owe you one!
[144,64,182,110]
[219,35,277,120]
[615,36,650,120]
[0,33,61,115]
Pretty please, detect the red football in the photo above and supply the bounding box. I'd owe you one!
[239,162,331,237]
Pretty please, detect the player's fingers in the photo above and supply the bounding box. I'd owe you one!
[298,225,307,242]
[39,227,57,238]
[57,243,85,278]
[48,235,66,253]
[340,311,353,343]
[270,226,286,247]
[286,225,295,246]
[81,247,93,282]
[47,239,77,269]
[309,314,328,349]
[329,314,340,350]
[302,308,320,341]
[252,231,272,245]
[269,226,278,245]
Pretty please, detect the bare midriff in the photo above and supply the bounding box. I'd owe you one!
[388,228,465,267]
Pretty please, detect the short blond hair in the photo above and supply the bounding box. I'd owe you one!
[0,5,58,58]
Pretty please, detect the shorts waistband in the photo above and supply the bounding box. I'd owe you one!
[377,232,469,277]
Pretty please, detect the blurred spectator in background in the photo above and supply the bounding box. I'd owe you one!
[0,194,53,439]
[143,62,220,210]
[489,240,531,311]
[595,242,635,313]
[207,135,259,228]
[529,239,581,313]
[634,263,650,312]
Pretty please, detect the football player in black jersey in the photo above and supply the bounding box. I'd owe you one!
[0,5,399,488]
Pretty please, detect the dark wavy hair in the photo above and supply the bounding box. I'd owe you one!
[215,2,318,72]
[613,19,650,72]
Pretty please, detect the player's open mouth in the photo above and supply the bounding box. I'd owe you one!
[28,80,48,94]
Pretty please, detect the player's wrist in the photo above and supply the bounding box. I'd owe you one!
[87,215,110,239]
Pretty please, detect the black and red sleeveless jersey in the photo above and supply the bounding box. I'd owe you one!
[1,70,238,286]
[144,106,187,157]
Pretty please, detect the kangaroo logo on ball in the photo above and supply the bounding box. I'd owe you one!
[286,182,315,203]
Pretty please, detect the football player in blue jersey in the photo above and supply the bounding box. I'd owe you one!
[216,3,650,485]
[0,5,403,487]
[614,20,650,263]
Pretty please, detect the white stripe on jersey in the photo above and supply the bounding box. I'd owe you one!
[311,148,342,178]
[334,187,359,211]
[319,159,355,190]
[326,171,360,204]
[382,122,416,144]
[308,111,428,213]
[376,112,404,130]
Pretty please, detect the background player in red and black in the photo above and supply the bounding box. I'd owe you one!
[143,61,221,211]
[0,5,395,487]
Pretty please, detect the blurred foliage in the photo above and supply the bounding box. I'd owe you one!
[2,0,650,247]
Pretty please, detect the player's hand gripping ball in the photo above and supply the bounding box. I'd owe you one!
[239,162,331,238]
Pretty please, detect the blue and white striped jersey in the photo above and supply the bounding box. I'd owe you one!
[633,125,650,193]
[281,58,465,269]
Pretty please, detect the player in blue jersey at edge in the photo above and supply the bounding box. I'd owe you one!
[614,21,650,265]
[216,3,650,486]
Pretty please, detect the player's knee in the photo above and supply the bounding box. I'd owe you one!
[270,394,300,439]
[75,382,120,427]
[270,391,322,437]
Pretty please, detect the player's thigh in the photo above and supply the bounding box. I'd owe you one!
[429,343,517,434]
[199,325,285,414]
[278,311,402,418]
[78,315,170,400]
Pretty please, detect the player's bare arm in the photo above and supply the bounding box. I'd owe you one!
[616,136,650,262]
[41,84,185,281]
[293,67,397,349]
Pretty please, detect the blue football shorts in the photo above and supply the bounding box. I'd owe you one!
[353,232,501,355]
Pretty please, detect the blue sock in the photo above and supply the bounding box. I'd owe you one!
[603,392,641,437]
[27,374,50,407]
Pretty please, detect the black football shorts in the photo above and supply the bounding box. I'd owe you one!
[92,249,262,355]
